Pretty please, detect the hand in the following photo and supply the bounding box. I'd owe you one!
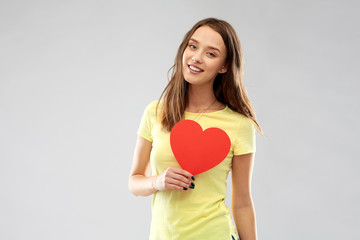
[153,167,195,191]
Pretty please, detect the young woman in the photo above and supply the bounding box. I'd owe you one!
[129,18,263,240]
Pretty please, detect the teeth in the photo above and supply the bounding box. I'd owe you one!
[189,65,202,72]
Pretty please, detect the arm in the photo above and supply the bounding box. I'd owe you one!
[128,135,193,197]
[231,152,257,240]
[128,135,157,196]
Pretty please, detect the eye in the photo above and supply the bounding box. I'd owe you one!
[208,52,216,57]
[189,44,196,50]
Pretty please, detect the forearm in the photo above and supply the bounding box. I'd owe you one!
[232,204,257,240]
[129,174,158,197]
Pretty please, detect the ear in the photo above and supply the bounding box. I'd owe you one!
[218,61,228,74]
[218,65,228,74]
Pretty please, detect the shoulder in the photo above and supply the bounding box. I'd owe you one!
[141,100,162,121]
[146,99,159,108]
[222,106,255,132]
[225,106,254,123]
[223,107,256,154]
[143,100,160,112]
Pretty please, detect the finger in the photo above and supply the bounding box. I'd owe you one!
[170,172,192,186]
[165,182,187,191]
[167,177,191,189]
[167,168,192,184]
[171,167,194,180]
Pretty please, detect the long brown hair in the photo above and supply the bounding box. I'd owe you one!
[157,18,264,135]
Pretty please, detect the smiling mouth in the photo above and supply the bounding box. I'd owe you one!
[188,64,204,73]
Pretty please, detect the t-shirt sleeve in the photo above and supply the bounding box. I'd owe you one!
[233,117,256,155]
[137,102,155,142]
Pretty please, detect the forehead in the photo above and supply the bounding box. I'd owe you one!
[190,26,226,51]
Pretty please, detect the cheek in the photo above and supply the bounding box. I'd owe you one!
[182,50,190,63]
[182,54,186,69]
[208,61,223,72]
[215,59,226,70]
[182,50,192,70]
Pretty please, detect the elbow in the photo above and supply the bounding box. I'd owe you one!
[128,174,154,197]
[232,203,253,211]
[128,185,136,196]
[129,186,148,197]
[129,188,141,197]
[231,195,254,210]
[128,177,138,196]
[128,176,145,197]
[130,190,140,197]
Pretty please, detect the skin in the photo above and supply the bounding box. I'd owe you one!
[232,153,257,240]
[128,26,257,240]
[182,25,228,112]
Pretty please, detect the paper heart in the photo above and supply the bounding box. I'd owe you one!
[170,120,231,175]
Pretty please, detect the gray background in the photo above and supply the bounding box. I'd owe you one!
[1,0,359,239]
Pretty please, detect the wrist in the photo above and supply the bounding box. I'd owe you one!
[151,175,159,191]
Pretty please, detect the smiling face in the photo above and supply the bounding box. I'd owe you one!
[182,26,228,87]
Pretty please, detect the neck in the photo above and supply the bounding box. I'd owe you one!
[186,83,221,112]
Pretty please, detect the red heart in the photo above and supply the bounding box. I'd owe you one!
[170,120,231,175]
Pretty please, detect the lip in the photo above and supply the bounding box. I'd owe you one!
[187,64,204,74]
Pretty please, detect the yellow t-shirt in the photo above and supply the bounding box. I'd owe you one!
[137,100,256,240]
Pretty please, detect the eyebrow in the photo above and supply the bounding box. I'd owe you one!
[189,38,221,54]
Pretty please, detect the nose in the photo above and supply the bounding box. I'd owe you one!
[192,52,203,64]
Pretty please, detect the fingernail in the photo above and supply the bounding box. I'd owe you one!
[190,182,195,187]
[191,176,195,181]
[183,187,188,190]
[189,185,195,189]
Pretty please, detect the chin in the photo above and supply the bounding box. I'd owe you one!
[183,73,198,84]
[184,78,208,87]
